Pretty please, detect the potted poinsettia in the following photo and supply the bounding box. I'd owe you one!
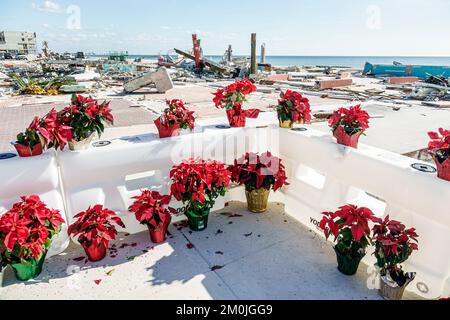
[38,108,73,151]
[0,195,65,281]
[328,104,370,148]
[59,94,114,151]
[68,205,125,262]
[276,90,311,129]
[372,216,419,300]
[427,128,450,181]
[129,190,175,244]
[319,205,377,275]
[170,158,231,231]
[13,116,46,157]
[212,79,260,127]
[229,151,289,213]
[0,241,6,286]
[154,99,195,138]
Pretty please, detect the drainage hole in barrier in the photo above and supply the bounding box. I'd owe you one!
[416,282,429,294]
[411,163,437,173]
[291,127,308,132]
[216,125,231,129]
[0,153,17,160]
[92,141,112,148]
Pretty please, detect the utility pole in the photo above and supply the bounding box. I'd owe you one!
[250,33,257,75]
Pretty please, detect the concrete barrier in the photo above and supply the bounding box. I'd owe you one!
[0,151,70,259]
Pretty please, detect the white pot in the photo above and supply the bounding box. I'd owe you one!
[0,269,4,287]
[68,132,96,151]
[179,128,193,136]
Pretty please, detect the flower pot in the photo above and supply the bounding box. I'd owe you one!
[279,120,294,129]
[154,118,181,138]
[0,268,4,287]
[433,157,450,182]
[11,251,47,281]
[186,207,210,232]
[379,273,415,300]
[246,188,271,213]
[333,126,363,149]
[82,242,108,262]
[226,109,246,128]
[68,132,95,151]
[149,212,172,244]
[13,142,43,157]
[334,247,365,276]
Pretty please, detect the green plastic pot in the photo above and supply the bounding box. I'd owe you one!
[11,251,47,281]
[186,207,210,232]
[0,268,4,287]
[334,247,365,276]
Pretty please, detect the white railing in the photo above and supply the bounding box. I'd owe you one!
[0,112,449,299]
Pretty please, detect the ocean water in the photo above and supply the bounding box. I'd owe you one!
[93,54,450,69]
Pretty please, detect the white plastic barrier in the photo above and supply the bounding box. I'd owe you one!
[279,127,450,299]
[3,111,449,298]
[57,122,280,235]
[0,151,70,258]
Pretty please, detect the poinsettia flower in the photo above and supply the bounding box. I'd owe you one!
[319,205,377,244]
[427,128,450,163]
[212,79,256,112]
[68,205,125,247]
[0,195,64,261]
[328,105,370,134]
[229,152,289,192]
[128,190,173,230]
[277,90,311,123]
[170,158,231,210]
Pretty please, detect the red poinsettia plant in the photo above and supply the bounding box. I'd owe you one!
[372,215,418,284]
[276,90,311,125]
[428,128,450,180]
[14,116,46,156]
[0,195,65,263]
[329,104,370,134]
[229,151,289,192]
[170,158,231,214]
[129,190,175,230]
[38,108,73,151]
[68,205,125,252]
[58,94,114,142]
[212,79,259,127]
[329,105,369,148]
[160,99,195,130]
[320,205,378,259]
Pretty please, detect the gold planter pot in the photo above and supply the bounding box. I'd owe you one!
[68,133,96,151]
[245,188,270,213]
[379,274,414,300]
[279,120,294,129]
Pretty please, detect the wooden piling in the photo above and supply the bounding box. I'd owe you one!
[251,33,257,75]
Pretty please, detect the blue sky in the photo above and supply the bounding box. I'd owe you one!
[1,0,449,56]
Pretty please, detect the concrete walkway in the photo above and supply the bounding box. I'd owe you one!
[0,202,398,300]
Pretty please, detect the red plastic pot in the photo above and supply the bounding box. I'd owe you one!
[82,242,108,262]
[226,109,246,128]
[154,118,181,138]
[333,126,363,149]
[148,212,172,244]
[434,157,450,182]
[14,143,43,157]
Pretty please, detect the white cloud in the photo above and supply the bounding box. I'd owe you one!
[32,1,65,13]
[160,26,170,30]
